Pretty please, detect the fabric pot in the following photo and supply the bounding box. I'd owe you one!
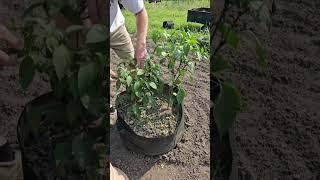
[0,138,23,180]
[115,85,185,156]
[212,76,237,180]
[17,92,106,180]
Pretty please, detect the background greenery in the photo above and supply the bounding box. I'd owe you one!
[122,0,210,36]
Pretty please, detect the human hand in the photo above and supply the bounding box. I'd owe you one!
[110,70,117,82]
[135,39,147,68]
[0,24,23,67]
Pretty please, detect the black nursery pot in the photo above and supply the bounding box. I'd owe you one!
[211,76,237,180]
[115,85,185,156]
[17,93,59,179]
[17,93,106,180]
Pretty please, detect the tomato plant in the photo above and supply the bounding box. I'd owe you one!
[18,0,108,179]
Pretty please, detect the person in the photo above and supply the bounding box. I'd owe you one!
[88,0,148,69]
[110,163,129,180]
[87,1,149,179]
[0,24,23,67]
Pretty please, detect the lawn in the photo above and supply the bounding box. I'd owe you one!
[122,0,210,37]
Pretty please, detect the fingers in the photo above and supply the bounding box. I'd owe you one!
[0,24,23,50]
[110,70,117,78]
[135,49,147,68]
[110,70,117,83]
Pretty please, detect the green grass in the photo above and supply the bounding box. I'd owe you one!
[122,0,210,37]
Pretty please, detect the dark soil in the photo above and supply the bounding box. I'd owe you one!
[214,0,320,179]
[117,95,178,138]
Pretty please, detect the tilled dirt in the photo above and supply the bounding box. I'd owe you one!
[0,0,50,144]
[213,0,320,179]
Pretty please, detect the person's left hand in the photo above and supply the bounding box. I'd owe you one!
[0,24,23,67]
[135,39,147,68]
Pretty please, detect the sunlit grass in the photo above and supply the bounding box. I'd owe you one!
[122,0,210,37]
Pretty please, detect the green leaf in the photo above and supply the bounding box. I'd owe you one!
[53,45,70,80]
[22,2,45,18]
[155,46,163,55]
[219,23,231,38]
[149,82,157,90]
[65,25,83,34]
[126,76,133,86]
[176,88,186,104]
[46,36,59,52]
[241,31,268,68]
[19,56,35,90]
[134,81,141,91]
[212,53,231,73]
[81,95,90,109]
[135,91,141,97]
[24,17,49,30]
[249,1,263,11]
[116,80,121,90]
[137,69,144,76]
[66,101,81,126]
[80,93,103,114]
[226,30,240,48]
[161,51,168,57]
[78,62,99,95]
[151,30,161,43]
[131,104,141,117]
[54,142,72,161]
[179,69,187,77]
[214,82,241,136]
[86,24,108,44]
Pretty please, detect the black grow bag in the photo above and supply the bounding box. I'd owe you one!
[187,8,212,26]
[17,92,107,180]
[17,92,61,180]
[212,76,237,180]
[116,85,185,156]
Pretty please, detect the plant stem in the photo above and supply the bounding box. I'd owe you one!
[212,5,249,57]
[211,0,230,46]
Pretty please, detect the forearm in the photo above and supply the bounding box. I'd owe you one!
[135,8,148,45]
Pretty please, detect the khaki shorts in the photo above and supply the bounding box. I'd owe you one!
[110,24,134,60]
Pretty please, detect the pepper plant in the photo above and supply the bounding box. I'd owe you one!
[212,0,274,138]
[18,0,108,179]
[116,56,164,118]
[211,0,275,178]
[116,30,209,118]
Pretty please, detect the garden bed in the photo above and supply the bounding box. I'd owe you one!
[213,0,320,179]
